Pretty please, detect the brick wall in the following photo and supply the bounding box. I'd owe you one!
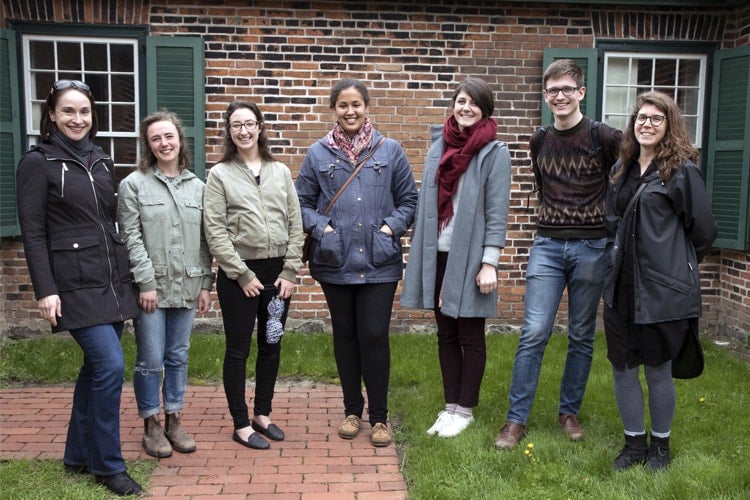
[1,0,748,340]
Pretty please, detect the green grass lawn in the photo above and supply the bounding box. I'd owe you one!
[1,331,748,499]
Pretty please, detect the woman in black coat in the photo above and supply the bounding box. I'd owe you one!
[16,80,142,496]
[603,91,717,472]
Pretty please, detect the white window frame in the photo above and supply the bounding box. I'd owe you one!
[21,34,140,171]
[602,51,707,147]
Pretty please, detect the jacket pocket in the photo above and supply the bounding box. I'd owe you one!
[182,199,203,226]
[183,266,204,301]
[109,229,134,284]
[313,228,343,267]
[371,226,401,266]
[50,235,107,291]
[139,196,166,223]
[641,265,692,296]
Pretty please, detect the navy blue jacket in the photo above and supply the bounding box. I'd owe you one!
[295,131,418,285]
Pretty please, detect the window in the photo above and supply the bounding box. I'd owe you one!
[603,52,707,146]
[1,24,204,238]
[23,35,140,182]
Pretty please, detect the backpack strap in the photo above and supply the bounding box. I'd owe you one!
[527,125,549,211]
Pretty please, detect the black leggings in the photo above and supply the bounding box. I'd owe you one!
[217,258,288,430]
[320,281,398,425]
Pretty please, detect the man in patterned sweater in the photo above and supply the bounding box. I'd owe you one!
[495,59,622,450]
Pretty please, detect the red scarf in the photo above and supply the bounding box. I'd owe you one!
[436,116,497,230]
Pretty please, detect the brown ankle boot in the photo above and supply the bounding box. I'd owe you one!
[142,415,172,458]
[165,412,196,453]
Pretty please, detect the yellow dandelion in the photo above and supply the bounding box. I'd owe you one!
[527,443,534,449]
[699,397,706,402]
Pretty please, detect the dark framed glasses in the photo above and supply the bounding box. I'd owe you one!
[633,113,666,127]
[52,80,90,92]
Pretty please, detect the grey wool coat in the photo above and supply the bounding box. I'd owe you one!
[400,136,511,319]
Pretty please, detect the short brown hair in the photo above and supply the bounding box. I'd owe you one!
[543,59,585,89]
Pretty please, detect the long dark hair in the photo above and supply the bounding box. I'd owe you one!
[219,100,276,164]
[137,110,192,173]
[613,91,699,183]
[40,85,99,140]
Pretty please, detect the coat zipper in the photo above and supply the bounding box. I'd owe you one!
[61,162,68,198]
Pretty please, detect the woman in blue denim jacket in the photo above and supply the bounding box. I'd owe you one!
[295,78,418,447]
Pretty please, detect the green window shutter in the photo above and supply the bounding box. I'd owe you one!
[146,36,206,180]
[541,48,599,126]
[0,28,21,237]
[705,46,750,251]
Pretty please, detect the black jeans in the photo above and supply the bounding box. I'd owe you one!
[217,257,288,430]
[320,281,398,425]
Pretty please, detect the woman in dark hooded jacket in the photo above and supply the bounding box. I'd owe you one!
[603,91,717,473]
[16,80,142,496]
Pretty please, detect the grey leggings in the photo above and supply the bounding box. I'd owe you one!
[612,361,675,435]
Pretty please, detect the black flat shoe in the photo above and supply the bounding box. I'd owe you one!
[252,420,285,441]
[63,463,87,474]
[232,430,270,450]
[95,471,143,496]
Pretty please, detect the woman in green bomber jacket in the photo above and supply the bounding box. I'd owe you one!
[203,100,304,450]
[118,110,215,459]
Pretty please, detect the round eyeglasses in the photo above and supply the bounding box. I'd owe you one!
[634,113,666,127]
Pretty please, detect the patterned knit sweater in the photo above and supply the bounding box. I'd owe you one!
[530,117,622,239]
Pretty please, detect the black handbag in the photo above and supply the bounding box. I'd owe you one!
[671,325,705,379]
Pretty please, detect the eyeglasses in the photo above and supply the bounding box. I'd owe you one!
[52,80,90,92]
[229,120,259,132]
[634,113,666,127]
[543,86,579,97]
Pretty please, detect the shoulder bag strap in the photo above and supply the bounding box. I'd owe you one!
[321,136,387,216]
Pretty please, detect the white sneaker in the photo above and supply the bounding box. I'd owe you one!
[438,414,474,438]
[426,411,454,436]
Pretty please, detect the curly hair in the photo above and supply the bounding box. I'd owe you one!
[613,91,699,183]
[218,100,276,164]
[137,109,192,172]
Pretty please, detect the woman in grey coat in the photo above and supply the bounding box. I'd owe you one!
[401,77,511,438]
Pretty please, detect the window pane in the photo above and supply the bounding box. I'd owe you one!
[112,105,136,132]
[677,88,700,115]
[113,137,138,165]
[111,44,134,72]
[57,42,81,71]
[678,59,701,86]
[86,74,110,102]
[607,58,630,85]
[111,74,135,102]
[29,41,54,69]
[32,73,56,100]
[637,60,652,85]
[96,105,110,132]
[654,59,676,86]
[605,87,628,113]
[683,116,698,144]
[84,44,108,72]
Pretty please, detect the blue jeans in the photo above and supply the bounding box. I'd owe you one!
[506,236,606,425]
[65,322,126,476]
[133,307,196,418]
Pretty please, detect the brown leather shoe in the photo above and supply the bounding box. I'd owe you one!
[494,421,526,450]
[558,414,584,441]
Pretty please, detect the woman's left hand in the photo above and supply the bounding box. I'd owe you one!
[275,277,296,299]
[475,263,498,294]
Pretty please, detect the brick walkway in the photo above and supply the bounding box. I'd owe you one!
[0,382,408,499]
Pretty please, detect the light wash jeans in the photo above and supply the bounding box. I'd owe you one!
[65,322,126,475]
[133,307,196,418]
[506,236,606,425]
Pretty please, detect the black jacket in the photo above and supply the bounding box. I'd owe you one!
[16,140,139,332]
[603,159,717,324]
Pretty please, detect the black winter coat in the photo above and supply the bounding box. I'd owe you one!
[603,159,717,324]
[16,140,140,332]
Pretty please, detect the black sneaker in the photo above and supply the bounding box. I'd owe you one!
[646,437,671,471]
[613,434,648,471]
[95,471,144,496]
